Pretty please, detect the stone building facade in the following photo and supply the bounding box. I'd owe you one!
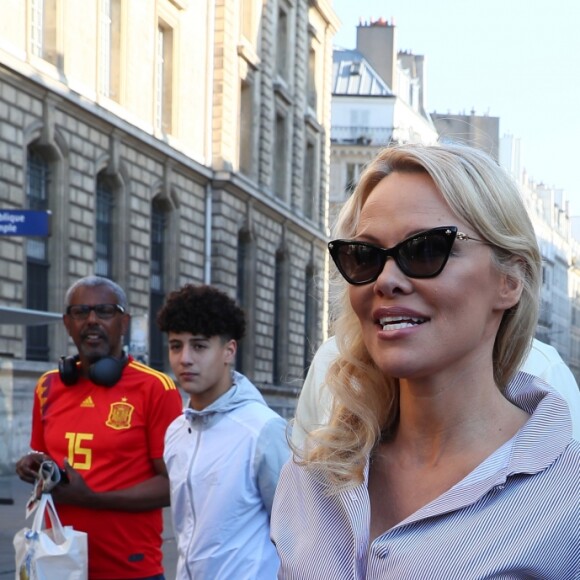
[0,0,339,472]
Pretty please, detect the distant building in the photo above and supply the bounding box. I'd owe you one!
[502,136,580,379]
[329,18,438,226]
[525,181,574,358]
[431,109,500,161]
[499,133,523,182]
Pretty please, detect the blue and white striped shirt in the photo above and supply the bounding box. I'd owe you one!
[272,373,580,579]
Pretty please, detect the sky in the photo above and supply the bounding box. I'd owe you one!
[331,0,580,216]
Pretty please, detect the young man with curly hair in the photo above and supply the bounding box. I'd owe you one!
[156,284,289,579]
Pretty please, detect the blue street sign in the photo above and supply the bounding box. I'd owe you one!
[0,210,51,236]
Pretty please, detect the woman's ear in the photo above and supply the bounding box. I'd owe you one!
[497,257,525,311]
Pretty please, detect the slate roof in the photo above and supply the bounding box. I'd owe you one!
[332,48,394,97]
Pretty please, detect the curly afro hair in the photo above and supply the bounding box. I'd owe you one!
[156,284,246,341]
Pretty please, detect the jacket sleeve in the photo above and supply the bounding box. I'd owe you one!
[292,337,338,447]
[254,415,290,516]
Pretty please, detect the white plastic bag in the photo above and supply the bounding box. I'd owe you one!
[13,493,88,580]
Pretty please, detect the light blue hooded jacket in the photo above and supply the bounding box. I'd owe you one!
[164,371,289,580]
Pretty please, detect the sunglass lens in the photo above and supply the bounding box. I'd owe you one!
[337,243,382,284]
[398,233,451,277]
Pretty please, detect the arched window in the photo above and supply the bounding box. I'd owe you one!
[149,198,167,370]
[95,172,114,278]
[273,248,290,384]
[236,229,256,375]
[303,263,318,375]
[26,148,50,360]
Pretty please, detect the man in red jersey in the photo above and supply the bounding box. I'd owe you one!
[16,276,183,580]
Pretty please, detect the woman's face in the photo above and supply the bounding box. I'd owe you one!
[348,170,519,382]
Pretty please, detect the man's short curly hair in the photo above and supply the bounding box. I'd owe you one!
[156,284,246,341]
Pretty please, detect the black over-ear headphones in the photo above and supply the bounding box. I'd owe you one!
[58,351,129,387]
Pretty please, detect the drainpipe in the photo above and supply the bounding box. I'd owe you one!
[204,180,212,284]
[203,0,214,286]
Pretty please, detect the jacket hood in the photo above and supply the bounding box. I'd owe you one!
[183,371,267,420]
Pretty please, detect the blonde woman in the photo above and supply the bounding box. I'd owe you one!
[271,144,579,579]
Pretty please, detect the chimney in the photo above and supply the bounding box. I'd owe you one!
[356,18,398,93]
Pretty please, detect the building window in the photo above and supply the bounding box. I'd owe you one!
[307,35,317,110]
[31,0,58,65]
[276,7,288,80]
[346,162,364,194]
[95,173,114,278]
[239,79,254,177]
[156,21,174,134]
[273,249,289,384]
[26,148,50,361]
[274,112,288,201]
[236,230,256,374]
[303,263,317,375]
[240,0,253,40]
[236,236,247,312]
[30,0,43,56]
[149,199,166,370]
[99,0,121,100]
[303,139,315,219]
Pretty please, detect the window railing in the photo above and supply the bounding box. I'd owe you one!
[331,125,394,145]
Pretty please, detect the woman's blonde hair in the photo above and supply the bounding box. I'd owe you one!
[301,143,541,489]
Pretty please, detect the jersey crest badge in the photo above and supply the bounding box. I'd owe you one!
[106,398,134,430]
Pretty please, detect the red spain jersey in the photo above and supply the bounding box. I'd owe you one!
[30,356,183,579]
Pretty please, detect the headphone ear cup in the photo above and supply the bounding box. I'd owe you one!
[88,352,128,387]
[59,355,80,386]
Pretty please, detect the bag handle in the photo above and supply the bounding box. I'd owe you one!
[31,494,68,545]
[25,460,63,517]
